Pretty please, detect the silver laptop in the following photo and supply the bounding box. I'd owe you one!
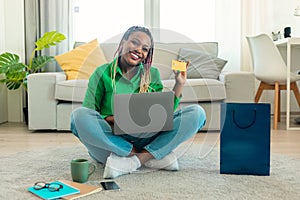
[113,91,174,135]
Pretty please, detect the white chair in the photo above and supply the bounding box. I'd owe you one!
[246,33,300,129]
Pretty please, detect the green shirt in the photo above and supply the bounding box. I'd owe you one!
[82,60,181,119]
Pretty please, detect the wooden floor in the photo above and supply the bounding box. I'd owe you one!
[0,121,300,160]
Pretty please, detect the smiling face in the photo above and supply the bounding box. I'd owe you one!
[119,31,151,69]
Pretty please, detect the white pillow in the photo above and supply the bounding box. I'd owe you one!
[178,48,227,79]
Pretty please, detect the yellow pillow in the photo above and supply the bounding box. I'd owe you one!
[55,39,107,80]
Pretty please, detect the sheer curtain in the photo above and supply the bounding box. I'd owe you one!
[240,0,274,72]
[24,0,70,72]
[215,0,274,72]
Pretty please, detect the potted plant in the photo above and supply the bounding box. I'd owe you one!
[0,31,66,90]
[0,31,66,123]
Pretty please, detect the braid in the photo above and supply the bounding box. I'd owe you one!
[113,26,154,93]
[139,47,153,93]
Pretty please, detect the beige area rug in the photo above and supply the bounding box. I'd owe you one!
[1,142,300,200]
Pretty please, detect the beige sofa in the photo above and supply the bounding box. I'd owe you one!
[27,42,255,131]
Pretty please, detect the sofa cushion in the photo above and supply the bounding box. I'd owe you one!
[162,79,226,102]
[74,42,119,62]
[178,48,227,79]
[57,103,82,130]
[55,78,225,103]
[55,80,88,102]
[152,43,218,80]
[55,39,107,80]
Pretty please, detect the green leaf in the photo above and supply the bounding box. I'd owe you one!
[6,81,22,90]
[35,31,66,51]
[0,66,6,74]
[0,52,26,90]
[6,69,27,80]
[4,70,27,90]
[30,56,54,72]
[0,52,20,67]
[0,52,26,75]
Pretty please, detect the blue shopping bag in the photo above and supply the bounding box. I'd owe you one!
[220,103,271,176]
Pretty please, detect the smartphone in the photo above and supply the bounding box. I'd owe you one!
[100,181,120,191]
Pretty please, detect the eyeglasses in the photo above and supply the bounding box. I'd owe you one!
[33,182,63,192]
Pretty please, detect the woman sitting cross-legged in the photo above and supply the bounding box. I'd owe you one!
[70,26,206,179]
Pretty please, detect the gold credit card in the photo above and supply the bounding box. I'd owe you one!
[172,60,187,71]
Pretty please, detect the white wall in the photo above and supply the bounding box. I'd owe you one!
[216,0,241,72]
[2,0,25,57]
[215,0,300,72]
[0,0,25,122]
[0,0,4,52]
[260,0,300,113]
[273,0,300,37]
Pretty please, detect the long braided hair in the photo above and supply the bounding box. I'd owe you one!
[112,26,154,93]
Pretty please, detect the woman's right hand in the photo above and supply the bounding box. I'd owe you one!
[105,115,114,124]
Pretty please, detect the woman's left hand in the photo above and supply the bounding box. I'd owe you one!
[174,70,187,85]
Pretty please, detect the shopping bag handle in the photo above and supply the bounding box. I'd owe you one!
[233,109,256,129]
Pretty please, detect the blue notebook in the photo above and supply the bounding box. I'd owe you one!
[28,181,80,200]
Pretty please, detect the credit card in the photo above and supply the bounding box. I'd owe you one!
[172,60,187,71]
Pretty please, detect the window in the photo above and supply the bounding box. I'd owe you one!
[160,0,215,42]
[71,0,144,43]
[71,0,216,43]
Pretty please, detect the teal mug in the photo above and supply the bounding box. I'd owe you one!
[71,159,96,183]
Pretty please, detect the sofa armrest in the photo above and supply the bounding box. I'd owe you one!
[219,71,255,103]
[27,72,66,130]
